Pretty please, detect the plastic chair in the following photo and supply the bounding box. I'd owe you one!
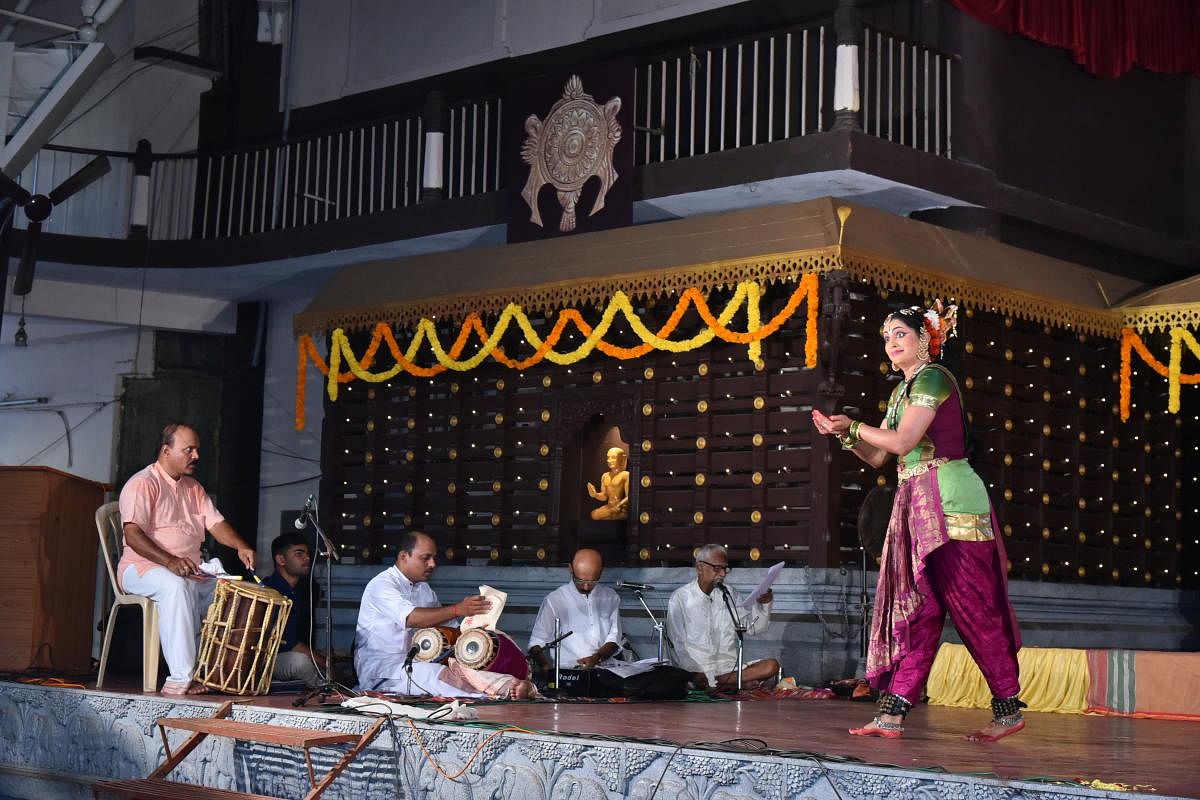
[95,501,161,692]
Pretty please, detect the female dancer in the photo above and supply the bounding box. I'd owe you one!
[812,301,1024,742]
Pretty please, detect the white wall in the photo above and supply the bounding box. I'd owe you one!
[289,0,751,110]
[0,312,146,485]
[255,295,324,570]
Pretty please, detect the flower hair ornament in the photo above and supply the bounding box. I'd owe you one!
[884,300,959,362]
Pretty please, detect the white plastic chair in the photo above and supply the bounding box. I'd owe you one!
[95,501,161,692]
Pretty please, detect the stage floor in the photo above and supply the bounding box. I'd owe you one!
[89,677,1200,798]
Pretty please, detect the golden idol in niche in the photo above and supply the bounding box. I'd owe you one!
[587,446,630,521]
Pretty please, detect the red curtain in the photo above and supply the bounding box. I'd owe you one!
[949,0,1200,78]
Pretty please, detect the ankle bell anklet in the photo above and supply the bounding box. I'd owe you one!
[991,695,1025,725]
[877,692,913,718]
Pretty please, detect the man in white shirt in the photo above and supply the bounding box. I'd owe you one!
[354,531,536,699]
[528,548,621,677]
[666,544,779,691]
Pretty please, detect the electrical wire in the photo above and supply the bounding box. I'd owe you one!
[19,398,116,464]
[260,474,321,489]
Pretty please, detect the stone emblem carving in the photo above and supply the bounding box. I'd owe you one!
[520,75,621,232]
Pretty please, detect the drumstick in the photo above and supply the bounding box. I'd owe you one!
[246,569,263,585]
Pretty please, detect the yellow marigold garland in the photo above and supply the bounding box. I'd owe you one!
[295,276,818,429]
[1118,326,1200,421]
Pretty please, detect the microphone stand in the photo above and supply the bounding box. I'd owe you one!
[716,582,746,692]
[633,589,665,663]
[293,506,341,707]
[553,616,561,691]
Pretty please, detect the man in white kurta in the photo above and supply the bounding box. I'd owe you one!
[354,531,534,698]
[528,548,622,674]
[666,544,779,691]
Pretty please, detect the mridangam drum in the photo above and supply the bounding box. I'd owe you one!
[453,628,530,680]
[195,579,292,695]
[412,625,460,663]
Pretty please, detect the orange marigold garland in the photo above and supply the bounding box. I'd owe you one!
[1118,326,1200,421]
[294,276,820,429]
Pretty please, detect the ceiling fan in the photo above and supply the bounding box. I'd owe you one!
[0,155,110,295]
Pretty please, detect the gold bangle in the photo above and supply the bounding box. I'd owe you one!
[849,420,863,438]
[838,432,858,450]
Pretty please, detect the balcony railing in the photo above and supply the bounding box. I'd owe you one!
[14,23,953,244]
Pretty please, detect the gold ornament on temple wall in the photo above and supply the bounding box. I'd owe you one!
[1003,524,1012,537]
[877,475,887,486]
[1144,572,1153,584]
[541,409,551,422]
[592,371,603,383]
[640,474,651,488]
[362,515,372,528]
[490,548,499,560]
[1112,436,1120,448]
[449,415,459,427]
[491,514,501,527]
[964,341,974,354]
[493,446,504,458]
[448,482,457,494]
[1041,493,1050,505]
[364,451,375,464]
[696,400,708,413]
[1078,364,1086,376]
[644,367,654,379]
[878,400,887,413]
[451,382,460,394]
[752,471,763,485]
[639,512,650,524]
[366,419,376,432]
[542,375,552,388]
[1041,528,1050,539]
[520,75,622,231]
[1042,424,1051,437]
[965,376,975,390]
[364,483,373,495]
[407,418,416,429]
[1041,459,1050,472]
[750,511,762,524]
[693,511,704,524]
[643,403,654,416]
[537,514,547,526]
[749,547,761,561]
[1112,502,1121,514]
[1041,563,1050,575]
[1078,464,1086,476]
[753,396,765,410]
[1003,453,1012,466]
[588,447,630,521]
[1144,538,1153,550]
[1004,349,1013,362]
[1112,568,1120,580]
[1003,489,1013,501]
[404,482,414,494]
[495,413,505,425]
[1143,443,1152,454]
[1004,419,1013,431]
[539,478,550,491]
[1078,566,1087,578]
[752,433,764,446]
[367,388,376,400]
[1077,498,1086,509]
[449,448,458,460]
[1078,431,1087,443]
[446,514,456,526]
[639,547,650,560]
[1004,317,1013,328]
[1042,390,1051,403]
[404,514,413,526]
[540,443,551,456]
[694,473,706,486]
[1144,474,1152,486]
[492,480,502,493]
[1004,384,1013,397]
[536,547,547,560]
[641,439,652,452]
[405,450,415,461]
[697,363,709,376]
[1078,532,1087,543]
[1078,398,1087,410]
[496,379,505,391]
[696,436,706,450]
[1043,356,1051,368]
[1112,470,1120,481]
[362,547,371,560]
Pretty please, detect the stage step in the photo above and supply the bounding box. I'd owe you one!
[92,701,385,800]
[157,717,362,749]
[93,778,280,800]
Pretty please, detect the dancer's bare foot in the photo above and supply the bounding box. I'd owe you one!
[849,713,904,738]
[966,716,1025,742]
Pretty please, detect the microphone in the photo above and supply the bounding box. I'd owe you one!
[614,580,655,591]
[715,579,731,596]
[403,644,420,671]
[294,493,315,530]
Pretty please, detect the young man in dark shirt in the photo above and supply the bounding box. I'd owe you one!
[264,532,325,687]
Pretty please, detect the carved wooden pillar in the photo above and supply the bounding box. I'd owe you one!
[810,270,851,566]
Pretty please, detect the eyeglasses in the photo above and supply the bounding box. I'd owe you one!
[699,561,731,574]
[570,572,600,586]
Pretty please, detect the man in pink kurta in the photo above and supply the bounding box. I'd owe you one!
[117,423,256,694]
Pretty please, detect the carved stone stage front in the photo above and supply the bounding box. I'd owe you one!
[0,680,1195,799]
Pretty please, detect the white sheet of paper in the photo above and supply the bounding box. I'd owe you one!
[460,585,507,631]
[603,658,662,678]
[739,561,784,608]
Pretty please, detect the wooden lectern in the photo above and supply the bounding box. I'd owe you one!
[0,466,108,673]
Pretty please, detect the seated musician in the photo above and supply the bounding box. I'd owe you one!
[666,544,779,692]
[263,532,323,688]
[117,422,256,695]
[527,548,621,679]
[354,531,537,699]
